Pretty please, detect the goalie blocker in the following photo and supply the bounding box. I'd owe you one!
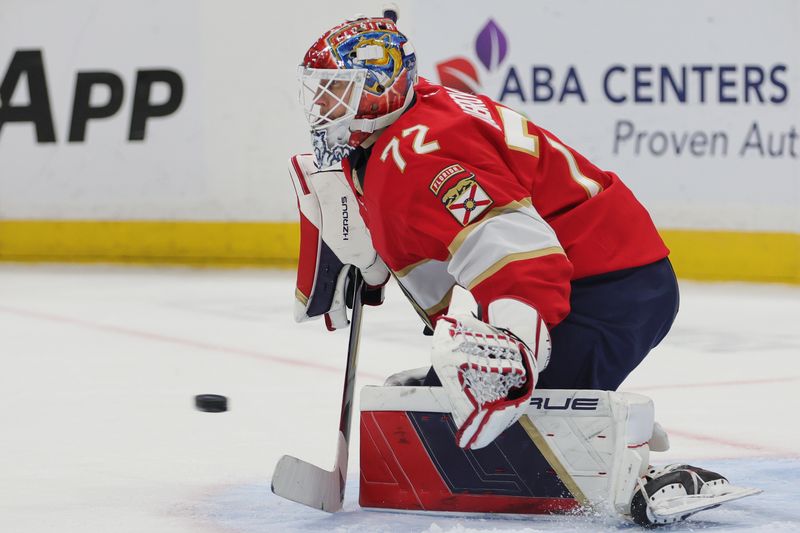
[289,154,389,331]
[359,380,760,525]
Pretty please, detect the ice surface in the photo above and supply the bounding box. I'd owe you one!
[0,264,798,532]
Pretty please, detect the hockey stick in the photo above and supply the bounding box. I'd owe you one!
[271,271,365,512]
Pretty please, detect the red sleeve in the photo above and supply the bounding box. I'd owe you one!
[363,93,575,327]
[363,83,667,327]
[470,254,573,326]
[395,150,574,327]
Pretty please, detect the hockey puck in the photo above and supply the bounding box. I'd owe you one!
[195,394,228,412]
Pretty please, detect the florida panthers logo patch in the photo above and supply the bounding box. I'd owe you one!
[441,177,493,226]
[430,164,467,195]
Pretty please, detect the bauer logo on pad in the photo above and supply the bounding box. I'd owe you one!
[441,176,493,226]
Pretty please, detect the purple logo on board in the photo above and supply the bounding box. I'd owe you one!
[475,19,508,72]
[435,19,508,94]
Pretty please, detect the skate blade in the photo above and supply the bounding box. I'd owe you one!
[650,485,762,520]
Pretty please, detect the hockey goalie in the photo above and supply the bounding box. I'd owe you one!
[279,14,761,527]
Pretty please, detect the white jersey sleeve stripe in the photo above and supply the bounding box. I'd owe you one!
[448,207,564,290]
[393,257,457,313]
[447,198,533,256]
[424,286,455,316]
[545,135,603,198]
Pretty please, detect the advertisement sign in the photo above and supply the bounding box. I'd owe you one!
[0,0,796,279]
[412,0,799,233]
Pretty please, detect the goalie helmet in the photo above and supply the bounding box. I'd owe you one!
[299,17,417,169]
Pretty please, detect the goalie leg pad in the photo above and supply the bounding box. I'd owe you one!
[359,386,654,515]
[359,385,761,522]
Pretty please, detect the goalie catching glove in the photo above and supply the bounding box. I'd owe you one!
[289,154,389,330]
[431,298,551,450]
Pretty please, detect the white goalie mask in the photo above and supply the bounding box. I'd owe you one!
[299,17,419,169]
[298,67,368,169]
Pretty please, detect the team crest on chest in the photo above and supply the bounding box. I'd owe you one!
[441,176,493,226]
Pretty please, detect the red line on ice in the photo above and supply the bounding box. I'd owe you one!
[665,428,799,458]
[627,375,800,392]
[0,304,385,381]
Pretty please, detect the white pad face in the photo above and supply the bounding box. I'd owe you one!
[431,313,538,450]
[649,421,670,452]
[518,390,658,516]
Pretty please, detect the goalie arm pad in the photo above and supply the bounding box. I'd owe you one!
[289,154,389,330]
[430,298,551,450]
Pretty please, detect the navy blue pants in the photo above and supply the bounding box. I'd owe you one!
[425,258,679,391]
[538,258,679,390]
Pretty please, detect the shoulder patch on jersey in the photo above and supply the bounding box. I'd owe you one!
[441,175,493,226]
[429,163,469,195]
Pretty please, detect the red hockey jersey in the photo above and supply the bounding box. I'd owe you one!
[342,79,668,328]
